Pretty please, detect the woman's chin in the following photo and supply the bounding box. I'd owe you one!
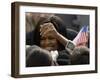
[44,47,56,51]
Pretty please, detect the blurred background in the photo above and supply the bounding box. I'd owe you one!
[26,12,89,33]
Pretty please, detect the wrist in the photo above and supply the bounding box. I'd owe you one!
[65,40,75,51]
[55,31,60,39]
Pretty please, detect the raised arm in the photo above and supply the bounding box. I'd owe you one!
[40,22,69,47]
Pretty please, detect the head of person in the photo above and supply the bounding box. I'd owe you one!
[33,15,67,51]
[70,46,89,65]
[26,45,53,67]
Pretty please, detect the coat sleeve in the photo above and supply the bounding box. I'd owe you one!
[57,50,71,65]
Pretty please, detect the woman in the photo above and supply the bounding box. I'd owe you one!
[34,16,71,50]
[32,15,75,65]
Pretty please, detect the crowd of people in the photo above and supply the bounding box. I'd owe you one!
[26,13,89,67]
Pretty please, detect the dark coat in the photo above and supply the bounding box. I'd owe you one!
[57,50,71,65]
[26,45,71,66]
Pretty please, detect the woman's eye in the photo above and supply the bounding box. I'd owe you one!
[48,37,55,40]
[41,38,45,40]
[41,36,48,40]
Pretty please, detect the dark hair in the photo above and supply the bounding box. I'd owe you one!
[71,46,89,65]
[33,15,67,51]
[66,28,78,40]
[26,45,53,67]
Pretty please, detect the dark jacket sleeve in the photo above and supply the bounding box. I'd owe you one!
[57,50,71,65]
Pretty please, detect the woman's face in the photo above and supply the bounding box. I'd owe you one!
[40,23,59,51]
[40,33,58,51]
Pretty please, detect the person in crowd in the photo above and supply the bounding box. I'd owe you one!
[32,15,75,65]
[26,45,53,67]
[70,46,89,65]
[26,13,54,45]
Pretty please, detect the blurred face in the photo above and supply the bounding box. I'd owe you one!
[40,33,58,51]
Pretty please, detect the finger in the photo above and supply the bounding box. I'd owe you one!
[40,22,52,31]
[40,23,54,36]
[40,28,49,36]
[40,24,51,36]
[40,25,45,32]
[40,24,49,33]
[40,25,45,36]
[40,26,49,36]
[41,29,52,37]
